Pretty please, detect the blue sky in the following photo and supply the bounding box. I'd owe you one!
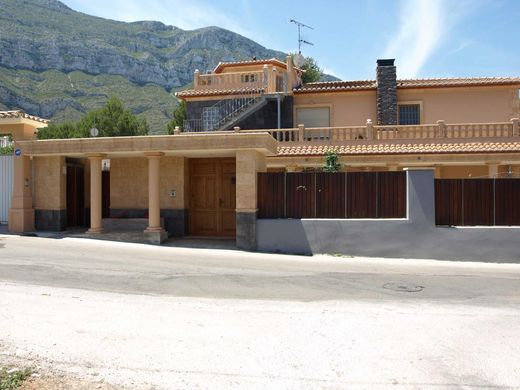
[62,0,520,81]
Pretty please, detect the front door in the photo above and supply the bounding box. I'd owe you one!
[66,164,85,227]
[189,158,236,236]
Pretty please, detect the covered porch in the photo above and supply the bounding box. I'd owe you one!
[15,132,277,249]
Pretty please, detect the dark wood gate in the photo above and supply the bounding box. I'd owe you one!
[435,178,520,226]
[66,164,85,227]
[102,170,110,218]
[258,171,406,219]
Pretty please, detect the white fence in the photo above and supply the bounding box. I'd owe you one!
[0,155,14,224]
[0,136,12,147]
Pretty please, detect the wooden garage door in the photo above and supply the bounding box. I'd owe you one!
[189,158,236,236]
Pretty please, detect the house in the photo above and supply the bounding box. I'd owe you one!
[1,56,520,261]
[177,56,520,179]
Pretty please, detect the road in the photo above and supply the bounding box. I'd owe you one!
[1,234,519,389]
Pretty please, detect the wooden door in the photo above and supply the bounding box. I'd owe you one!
[102,170,110,218]
[66,165,85,227]
[189,158,236,236]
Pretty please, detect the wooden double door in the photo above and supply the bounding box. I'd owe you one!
[189,158,236,237]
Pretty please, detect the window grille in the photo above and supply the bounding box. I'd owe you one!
[398,104,420,125]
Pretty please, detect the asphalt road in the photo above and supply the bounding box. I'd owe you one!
[1,234,519,304]
[1,234,520,389]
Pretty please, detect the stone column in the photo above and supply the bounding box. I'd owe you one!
[487,162,500,178]
[144,152,167,244]
[87,154,105,233]
[8,155,34,232]
[236,150,266,251]
[434,165,443,179]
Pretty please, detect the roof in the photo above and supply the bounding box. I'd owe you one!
[213,58,287,73]
[0,110,50,124]
[277,140,520,156]
[295,77,520,94]
[176,87,264,98]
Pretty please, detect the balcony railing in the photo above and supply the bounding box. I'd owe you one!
[239,119,520,143]
[196,71,267,91]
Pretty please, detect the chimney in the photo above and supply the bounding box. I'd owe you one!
[376,59,397,125]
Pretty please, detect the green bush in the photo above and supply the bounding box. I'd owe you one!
[0,367,33,390]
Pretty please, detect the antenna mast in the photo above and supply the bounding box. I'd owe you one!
[290,19,314,54]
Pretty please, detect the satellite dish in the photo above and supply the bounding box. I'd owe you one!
[294,53,305,67]
[90,127,99,137]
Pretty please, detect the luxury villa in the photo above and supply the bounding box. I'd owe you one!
[1,56,519,260]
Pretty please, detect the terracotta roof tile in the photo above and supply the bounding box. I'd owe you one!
[0,110,49,124]
[295,77,520,93]
[277,140,520,156]
[176,87,264,98]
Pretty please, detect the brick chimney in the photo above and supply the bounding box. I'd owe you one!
[376,59,397,125]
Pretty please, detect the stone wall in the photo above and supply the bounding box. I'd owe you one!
[376,59,397,125]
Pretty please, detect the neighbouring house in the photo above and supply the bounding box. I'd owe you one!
[1,56,519,261]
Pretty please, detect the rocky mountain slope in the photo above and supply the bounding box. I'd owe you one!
[0,0,294,133]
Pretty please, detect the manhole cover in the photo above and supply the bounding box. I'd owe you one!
[383,281,424,292]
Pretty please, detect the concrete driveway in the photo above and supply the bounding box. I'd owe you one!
[1,233,519,389]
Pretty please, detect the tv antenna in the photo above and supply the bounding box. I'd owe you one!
[290,19,314,54]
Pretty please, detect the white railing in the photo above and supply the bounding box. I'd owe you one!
[197,71,266,91]
[0,136,12,147]
[237,119,519,143]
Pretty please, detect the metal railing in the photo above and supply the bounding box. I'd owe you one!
[183,89,264,132]
[0,136,12,147]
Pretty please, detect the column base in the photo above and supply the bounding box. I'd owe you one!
[144,227,168,245]
[87,227,104,234]
[8,208,35,233]
[236,211,257,251]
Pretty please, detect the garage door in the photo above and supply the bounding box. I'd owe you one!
[295,107,330,128]
[0,156,13,224]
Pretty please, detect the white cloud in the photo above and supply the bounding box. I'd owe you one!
[384,0,444,78]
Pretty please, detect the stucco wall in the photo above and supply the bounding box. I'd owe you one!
[257,169,520,262]
[33,156,65,210]
[398,86,518,123]
[294,91,377,127]
[293,86,519,127]
[110,157,187,210]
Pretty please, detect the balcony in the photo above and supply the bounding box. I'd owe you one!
[238,119,520,144]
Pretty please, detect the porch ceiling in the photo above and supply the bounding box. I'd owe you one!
[16,132,278,158]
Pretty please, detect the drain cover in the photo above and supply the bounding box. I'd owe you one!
[383,281,424,292]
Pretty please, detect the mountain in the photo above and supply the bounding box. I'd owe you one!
[0,0,297,133]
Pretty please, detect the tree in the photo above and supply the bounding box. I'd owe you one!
[323,151,341,172]
[299,56,323,84]
[167,100,186,134]
[37,97,149,139]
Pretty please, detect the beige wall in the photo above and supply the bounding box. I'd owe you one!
[110,157,187,210]
[294,91,377,127]
[398,86,519,124]
[33,156,66,210]
[293,86,519,127]
[436,165,488,179]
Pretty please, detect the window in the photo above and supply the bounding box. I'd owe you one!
[295,107,330,128]
[398,104,420,125]
[202,107,221,131]
[241,73,257,83]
